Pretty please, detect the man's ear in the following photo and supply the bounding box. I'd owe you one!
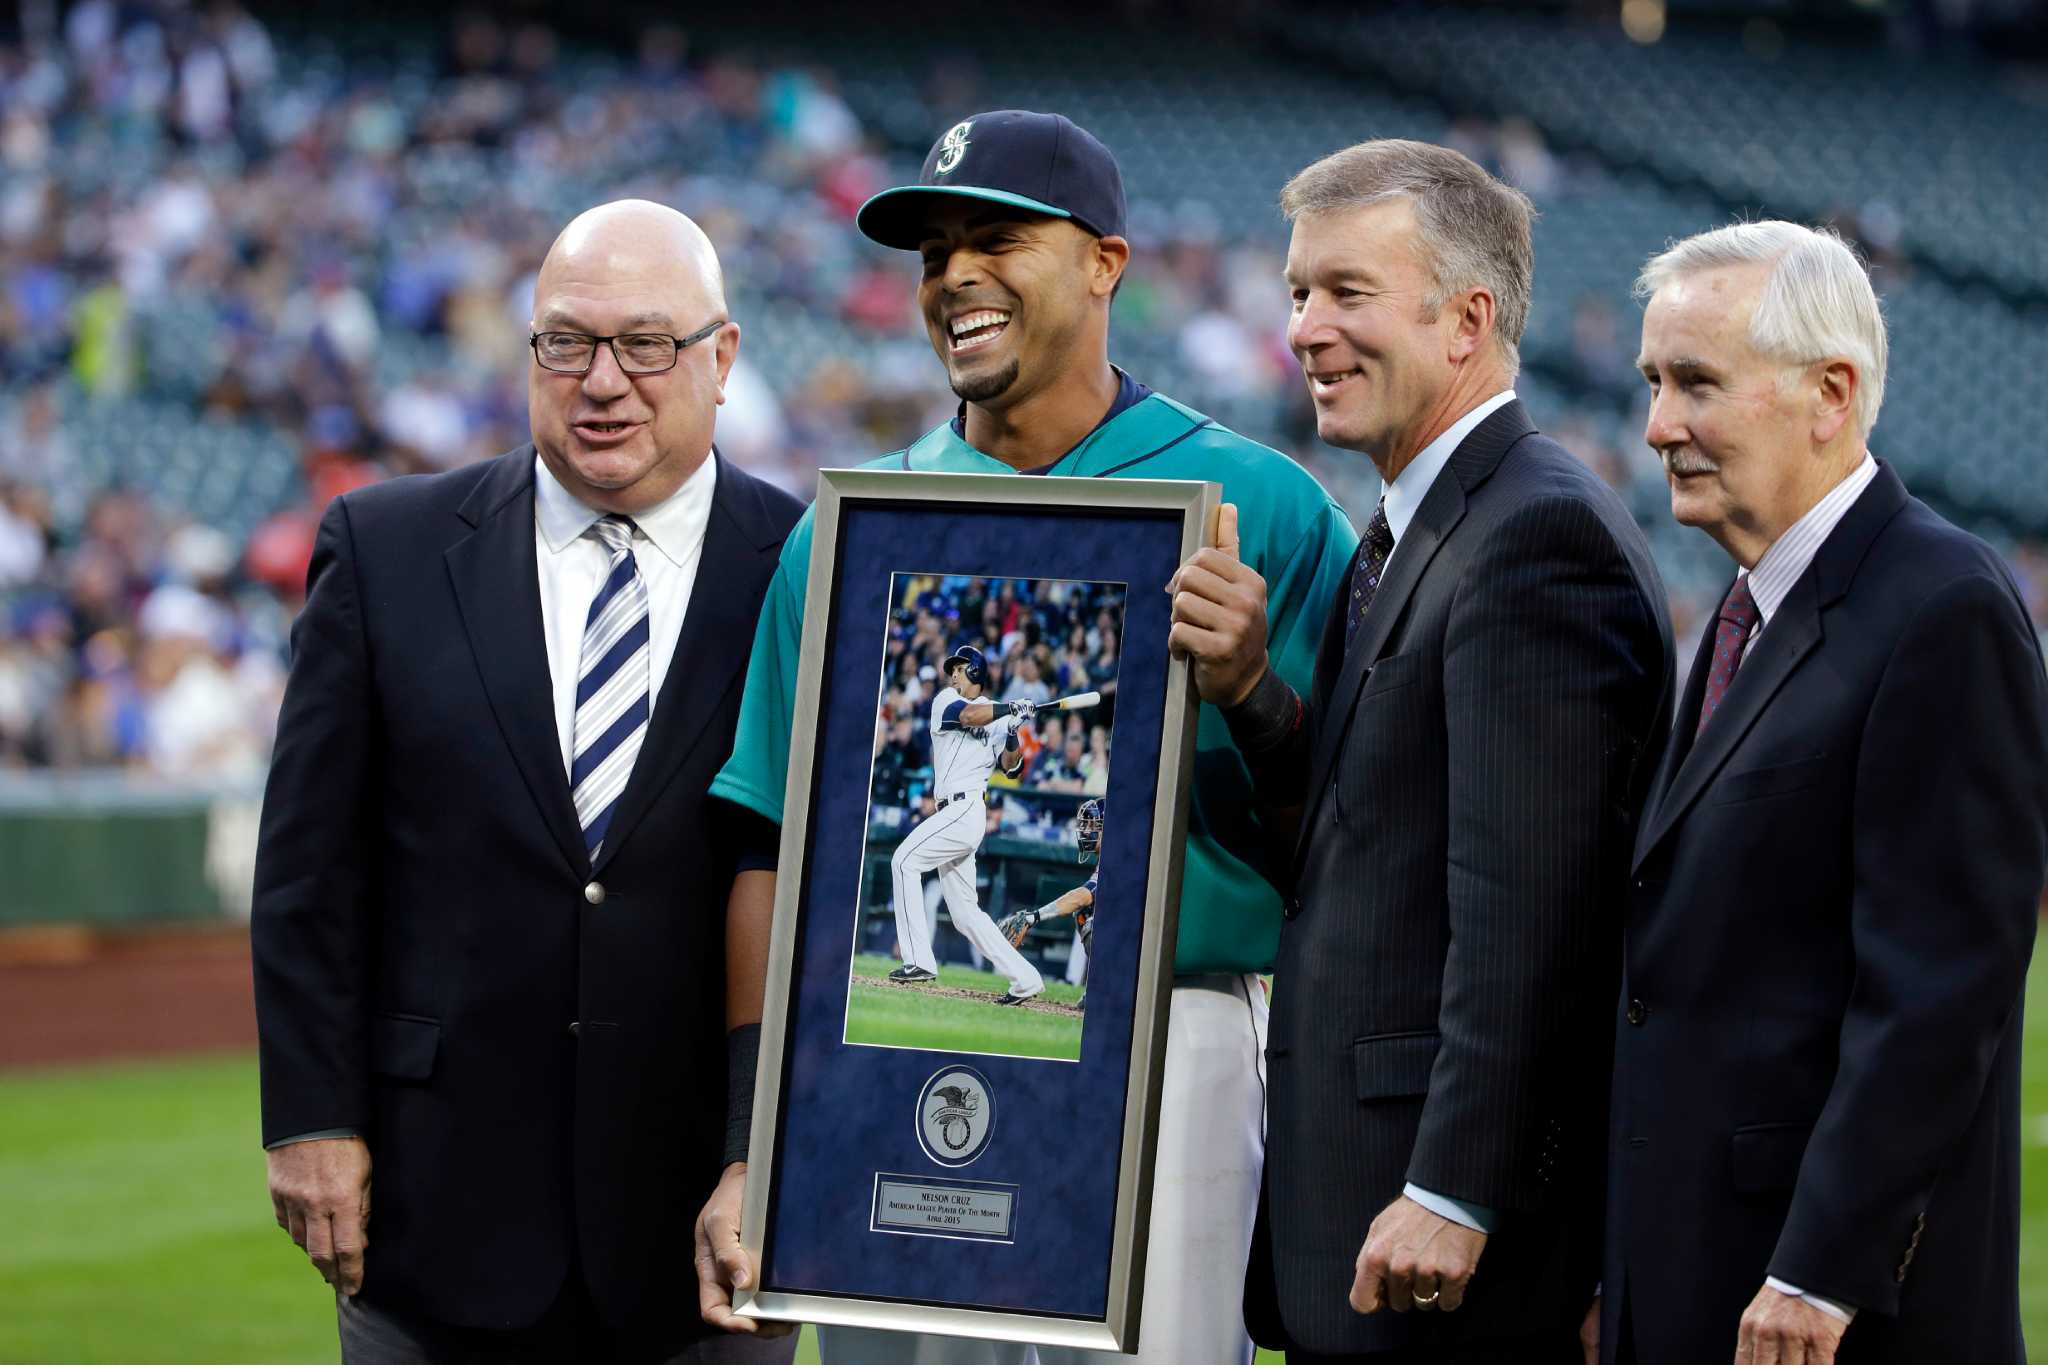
[713,321,741,404]
[1092,235,1131,301]
[1812,358,1857,445]
[1446,286,1497,364]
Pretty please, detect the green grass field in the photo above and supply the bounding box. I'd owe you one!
[4,951,2045,1363]
[842,952,1085,1062]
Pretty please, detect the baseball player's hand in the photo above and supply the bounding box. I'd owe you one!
[1168,502,1270,707]
[1012,698,1036,722]
[1733,1283,1848,1365]
[998,908,1038,948]
[267,1136,372,1296]
[1350,1194,1487,1315]
[694,1163,793,1336]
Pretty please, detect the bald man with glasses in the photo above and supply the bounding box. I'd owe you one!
[254,199,803,1363]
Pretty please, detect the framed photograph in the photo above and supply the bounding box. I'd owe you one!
[737,469,1218,1351]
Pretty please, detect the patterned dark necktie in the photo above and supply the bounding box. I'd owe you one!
[1695,575,1760,738]
[1345,499,1396,652]
[572,515,651,859]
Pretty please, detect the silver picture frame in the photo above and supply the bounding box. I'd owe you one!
[736,468,1219,1351]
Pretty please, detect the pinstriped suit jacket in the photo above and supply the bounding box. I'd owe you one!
[1243,401,1674,1356]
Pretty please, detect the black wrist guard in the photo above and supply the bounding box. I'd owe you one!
[724,1022,762,1168]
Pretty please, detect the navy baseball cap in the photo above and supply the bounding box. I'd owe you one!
[857,110,1127,251]
[943,644,989,685]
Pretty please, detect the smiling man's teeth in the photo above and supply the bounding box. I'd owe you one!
[1311,370,1360,390]
[948,310,1012,351]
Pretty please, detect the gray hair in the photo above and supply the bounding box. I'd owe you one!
[1635,221,1888,439]
[1280,139,1535,376]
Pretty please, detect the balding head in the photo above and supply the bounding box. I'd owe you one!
[527,199,740,515]
[535,199,728,326]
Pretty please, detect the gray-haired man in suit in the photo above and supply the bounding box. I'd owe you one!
[1171,139,1673,1362]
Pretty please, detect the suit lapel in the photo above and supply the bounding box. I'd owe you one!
[1632,578,1823,865]
[1631,613,1718,864]
[1631,461,1911,869]
[1294,400,1535,859]
[445,450,588,877]
[592,454,774,874]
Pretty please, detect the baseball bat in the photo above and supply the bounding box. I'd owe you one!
[1052,691,1101,711]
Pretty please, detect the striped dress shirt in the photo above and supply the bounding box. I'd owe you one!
[1735,454,1880,661]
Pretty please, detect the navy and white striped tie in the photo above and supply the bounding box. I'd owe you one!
[572,515,650,861]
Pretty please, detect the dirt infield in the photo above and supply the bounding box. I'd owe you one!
[849,974,1082,1017]
[0,922,257,1070]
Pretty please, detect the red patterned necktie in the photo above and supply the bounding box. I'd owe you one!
[1695,576,1761,738]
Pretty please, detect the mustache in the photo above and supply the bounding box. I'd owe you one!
[1663,451,1719,477]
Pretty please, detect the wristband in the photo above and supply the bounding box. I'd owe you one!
[724,1022,761,1168]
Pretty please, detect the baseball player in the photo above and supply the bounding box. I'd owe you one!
[998,797,1103,1011]
[698,110,1358,1365]
[887,645,1046,1004]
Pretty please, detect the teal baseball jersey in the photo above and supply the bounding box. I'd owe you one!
[711,392,1357,975]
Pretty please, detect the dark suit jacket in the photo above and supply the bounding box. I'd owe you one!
[1602,462,2047,1365]
[1242,401,1674,1356]
[252,447,802,1348]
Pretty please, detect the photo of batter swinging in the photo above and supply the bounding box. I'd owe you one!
[844,572,1122,1062]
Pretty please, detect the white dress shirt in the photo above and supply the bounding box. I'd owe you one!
[533,451,716,777]
[1381,389,1517,559]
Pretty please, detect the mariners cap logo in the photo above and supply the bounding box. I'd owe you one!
[935,120,973,176]
[916,1064,995,1166]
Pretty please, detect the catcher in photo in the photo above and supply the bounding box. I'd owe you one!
[1000,797,1105,1011]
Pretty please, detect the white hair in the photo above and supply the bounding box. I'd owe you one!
[1635,221,1887,439]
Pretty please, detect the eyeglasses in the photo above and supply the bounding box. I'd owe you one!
[528,319,726,375]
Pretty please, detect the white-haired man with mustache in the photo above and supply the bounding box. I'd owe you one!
[1591,221,2047,1365]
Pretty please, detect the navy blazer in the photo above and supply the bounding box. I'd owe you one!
[1604,462,2048,1364]
[1245,402,1675,1355]
[253,447,802,1346]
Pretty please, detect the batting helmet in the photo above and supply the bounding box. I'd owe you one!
[943,645,988,687]
[1077,797,1104,863]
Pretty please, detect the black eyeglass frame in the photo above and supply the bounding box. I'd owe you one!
[527,318,728,374]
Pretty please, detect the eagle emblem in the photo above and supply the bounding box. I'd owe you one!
[916,1065,996,1166]
[935,120,972,175]
[929,1084,980,1150]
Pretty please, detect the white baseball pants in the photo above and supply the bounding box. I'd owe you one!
[890,795,1043,996]
[817,974,1269,1365]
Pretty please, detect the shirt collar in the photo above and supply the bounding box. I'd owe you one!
[946,367,1154,473]
[1740,452,1878,626]
[532,449,720,569]
[1381,390,1516,545]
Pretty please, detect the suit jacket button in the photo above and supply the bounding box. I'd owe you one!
[584,881,606,906]
[568,1021,581,1037]
[1626,998,1647,1026]
[1286,896,1302,918]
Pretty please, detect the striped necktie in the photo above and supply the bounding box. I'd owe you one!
[572,515,651,860]
[1694,575,1760,739]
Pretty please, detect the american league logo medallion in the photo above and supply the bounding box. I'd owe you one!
[934,120,972,175]
[916,1065,995,1167]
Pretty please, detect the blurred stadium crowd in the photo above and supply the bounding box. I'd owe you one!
[2,1,2045,776]
[871,575,1119,847]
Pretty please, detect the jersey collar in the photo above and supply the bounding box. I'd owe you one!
[903,391,1183,478]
